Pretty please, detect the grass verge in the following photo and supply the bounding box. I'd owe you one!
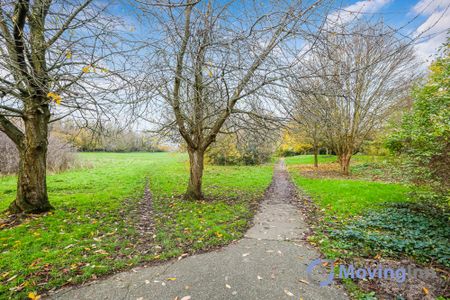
[286,155,449,299]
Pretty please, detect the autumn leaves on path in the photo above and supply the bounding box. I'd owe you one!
[49,161,348,300]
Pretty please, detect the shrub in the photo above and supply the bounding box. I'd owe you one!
[330,203,450,267]
[276,128,313,157]
[206,133,273,165]
[387,43,449,208]
[0,132,77,175]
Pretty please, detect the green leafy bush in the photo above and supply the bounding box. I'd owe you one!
[387,42,449,208]
[330,203,450,267]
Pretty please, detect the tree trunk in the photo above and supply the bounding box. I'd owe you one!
[313,147,319,168]
[185,148,205,200]
[9,106,53,213]
[338,152,352,176]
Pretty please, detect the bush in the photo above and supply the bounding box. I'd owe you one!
[387,44,449,208]
[330,203,450,267]
[206,133,273,165]
[0,132,77,175]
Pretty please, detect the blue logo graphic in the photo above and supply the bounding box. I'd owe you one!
[306,258,335,287]
[306,258,426,287]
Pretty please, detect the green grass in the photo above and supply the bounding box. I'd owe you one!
[0,152,273,299]
[283,154,383,166]
[287,155,448,295]
[291,176,410,217]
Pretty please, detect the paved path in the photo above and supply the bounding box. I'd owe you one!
[49,161,348,300]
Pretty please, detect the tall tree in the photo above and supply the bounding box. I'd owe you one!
[290,22,418,175]
[0,0,134,212]
[141,0,328,199]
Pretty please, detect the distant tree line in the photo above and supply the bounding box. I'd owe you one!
[52,122,169,153]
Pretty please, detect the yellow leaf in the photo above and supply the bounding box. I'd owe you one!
[208,69,213,78]
[423,287,429,295]
[167,277,177,281]
[65,50,72,59]
[82,65,91,73]
[47,92,62,105]
[28,292,41,300]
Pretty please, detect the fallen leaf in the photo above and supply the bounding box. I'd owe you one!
[257,275,263,280]
[145,280,150,284]
[167,277,177,281]
[299,279,309,285]
[423,287,429,295]
[28,292,41,300]
[180,297,191,300]
[225,284,231,289]
[242,253,250,257]
[284,289,294,297]
[178,253,188,260]
[6,274,17,282]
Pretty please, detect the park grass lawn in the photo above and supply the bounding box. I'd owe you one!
[290,176,410,217]
[287,154,448,267]
[0,152,273,299]
[287,155,450,298]
[283,154,383,166]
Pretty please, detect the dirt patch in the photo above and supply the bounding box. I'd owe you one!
[353,258,449,299]
[134,179,156,254]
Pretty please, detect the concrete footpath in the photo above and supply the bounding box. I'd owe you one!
[48,161,348,300]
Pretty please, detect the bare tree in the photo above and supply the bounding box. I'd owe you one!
[140,0,329,199]
[0,0,135,213]
[286,85,324,168]
[291,21,418,175]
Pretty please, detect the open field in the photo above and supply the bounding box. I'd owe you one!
[0,152,273,299]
